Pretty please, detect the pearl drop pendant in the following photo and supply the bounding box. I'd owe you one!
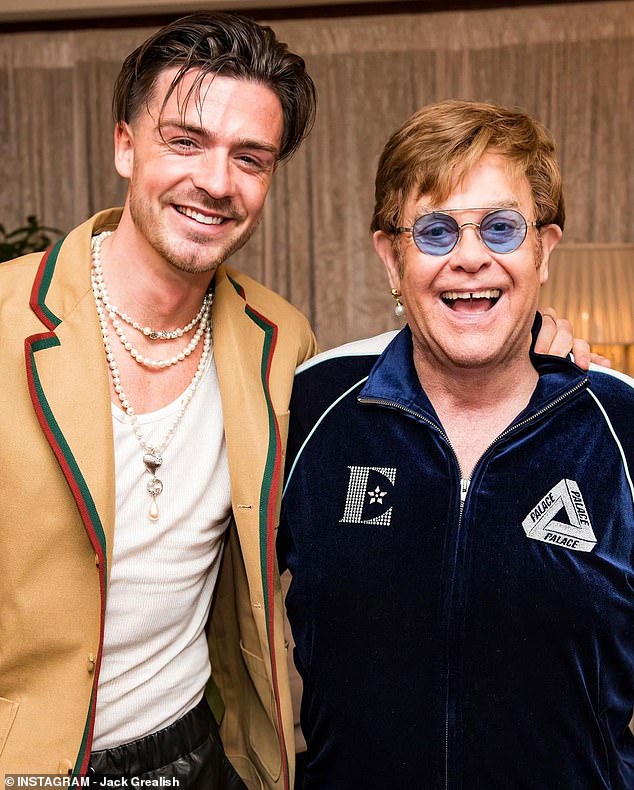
[149,498,160,521]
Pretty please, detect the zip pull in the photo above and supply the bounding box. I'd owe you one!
[460,477,470,506]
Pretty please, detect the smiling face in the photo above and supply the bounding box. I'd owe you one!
[374,152,562,376]
[114,68,283,276]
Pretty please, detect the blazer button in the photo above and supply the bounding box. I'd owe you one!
[57,759,73,774]
[87,654,96,673]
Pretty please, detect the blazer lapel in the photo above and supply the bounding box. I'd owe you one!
[213,268,291,788]
[213,269,282,568]
[25,228,116,578]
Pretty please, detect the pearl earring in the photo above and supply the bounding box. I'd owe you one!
[391,288,405,317]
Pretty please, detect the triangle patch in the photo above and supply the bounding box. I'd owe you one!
[522,479,597,553]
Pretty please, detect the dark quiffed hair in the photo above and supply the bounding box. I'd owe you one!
[112,12,316,162]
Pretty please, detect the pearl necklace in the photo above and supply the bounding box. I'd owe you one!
[104,293,208,341]
[90,233,213,522]
[92,231,209,368]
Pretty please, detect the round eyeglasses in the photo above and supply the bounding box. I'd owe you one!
[396,208,539,256]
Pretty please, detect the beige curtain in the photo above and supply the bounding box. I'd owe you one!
[1,1,632,351]
[540,243,634,374]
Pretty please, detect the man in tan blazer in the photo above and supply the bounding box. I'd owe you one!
[0,12,316,789]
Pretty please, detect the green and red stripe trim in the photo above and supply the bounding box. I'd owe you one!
[229,273,290,789]
[245,303,290,790]
[26,243,107,774]
[29,239,64,329]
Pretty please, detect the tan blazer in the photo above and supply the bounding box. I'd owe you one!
[0,209,317,789]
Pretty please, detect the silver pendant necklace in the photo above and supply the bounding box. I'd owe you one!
[91,230,213,521]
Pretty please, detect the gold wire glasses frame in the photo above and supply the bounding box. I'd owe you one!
[395,207,540,256]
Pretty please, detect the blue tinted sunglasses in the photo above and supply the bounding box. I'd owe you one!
[396,208,539,256]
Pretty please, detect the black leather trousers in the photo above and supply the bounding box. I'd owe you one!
[88,697,246,790]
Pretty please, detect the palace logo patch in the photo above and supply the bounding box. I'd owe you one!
[340,466,397,526]
[522,479,597,552]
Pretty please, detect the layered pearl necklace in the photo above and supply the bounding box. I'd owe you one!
[92,232,211,369]
[90,230,213,522]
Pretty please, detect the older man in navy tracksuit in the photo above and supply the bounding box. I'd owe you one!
[279,100,634,790]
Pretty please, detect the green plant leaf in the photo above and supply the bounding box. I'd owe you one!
[0,216,62,263]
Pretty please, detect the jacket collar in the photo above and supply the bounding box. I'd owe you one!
[26,210,120,567]
[213,265,286,543]
[360,314,589,428]
[211,266,293,788]
[30,208,121,327]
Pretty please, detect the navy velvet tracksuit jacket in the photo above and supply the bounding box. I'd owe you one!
[279,324,634,790]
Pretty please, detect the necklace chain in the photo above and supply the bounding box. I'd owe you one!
[90,230,213,521]
[91,230,210,368]
[108,298,207,341]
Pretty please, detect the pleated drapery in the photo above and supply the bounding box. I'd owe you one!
[1,1,632,359]
[540,244,634,373]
